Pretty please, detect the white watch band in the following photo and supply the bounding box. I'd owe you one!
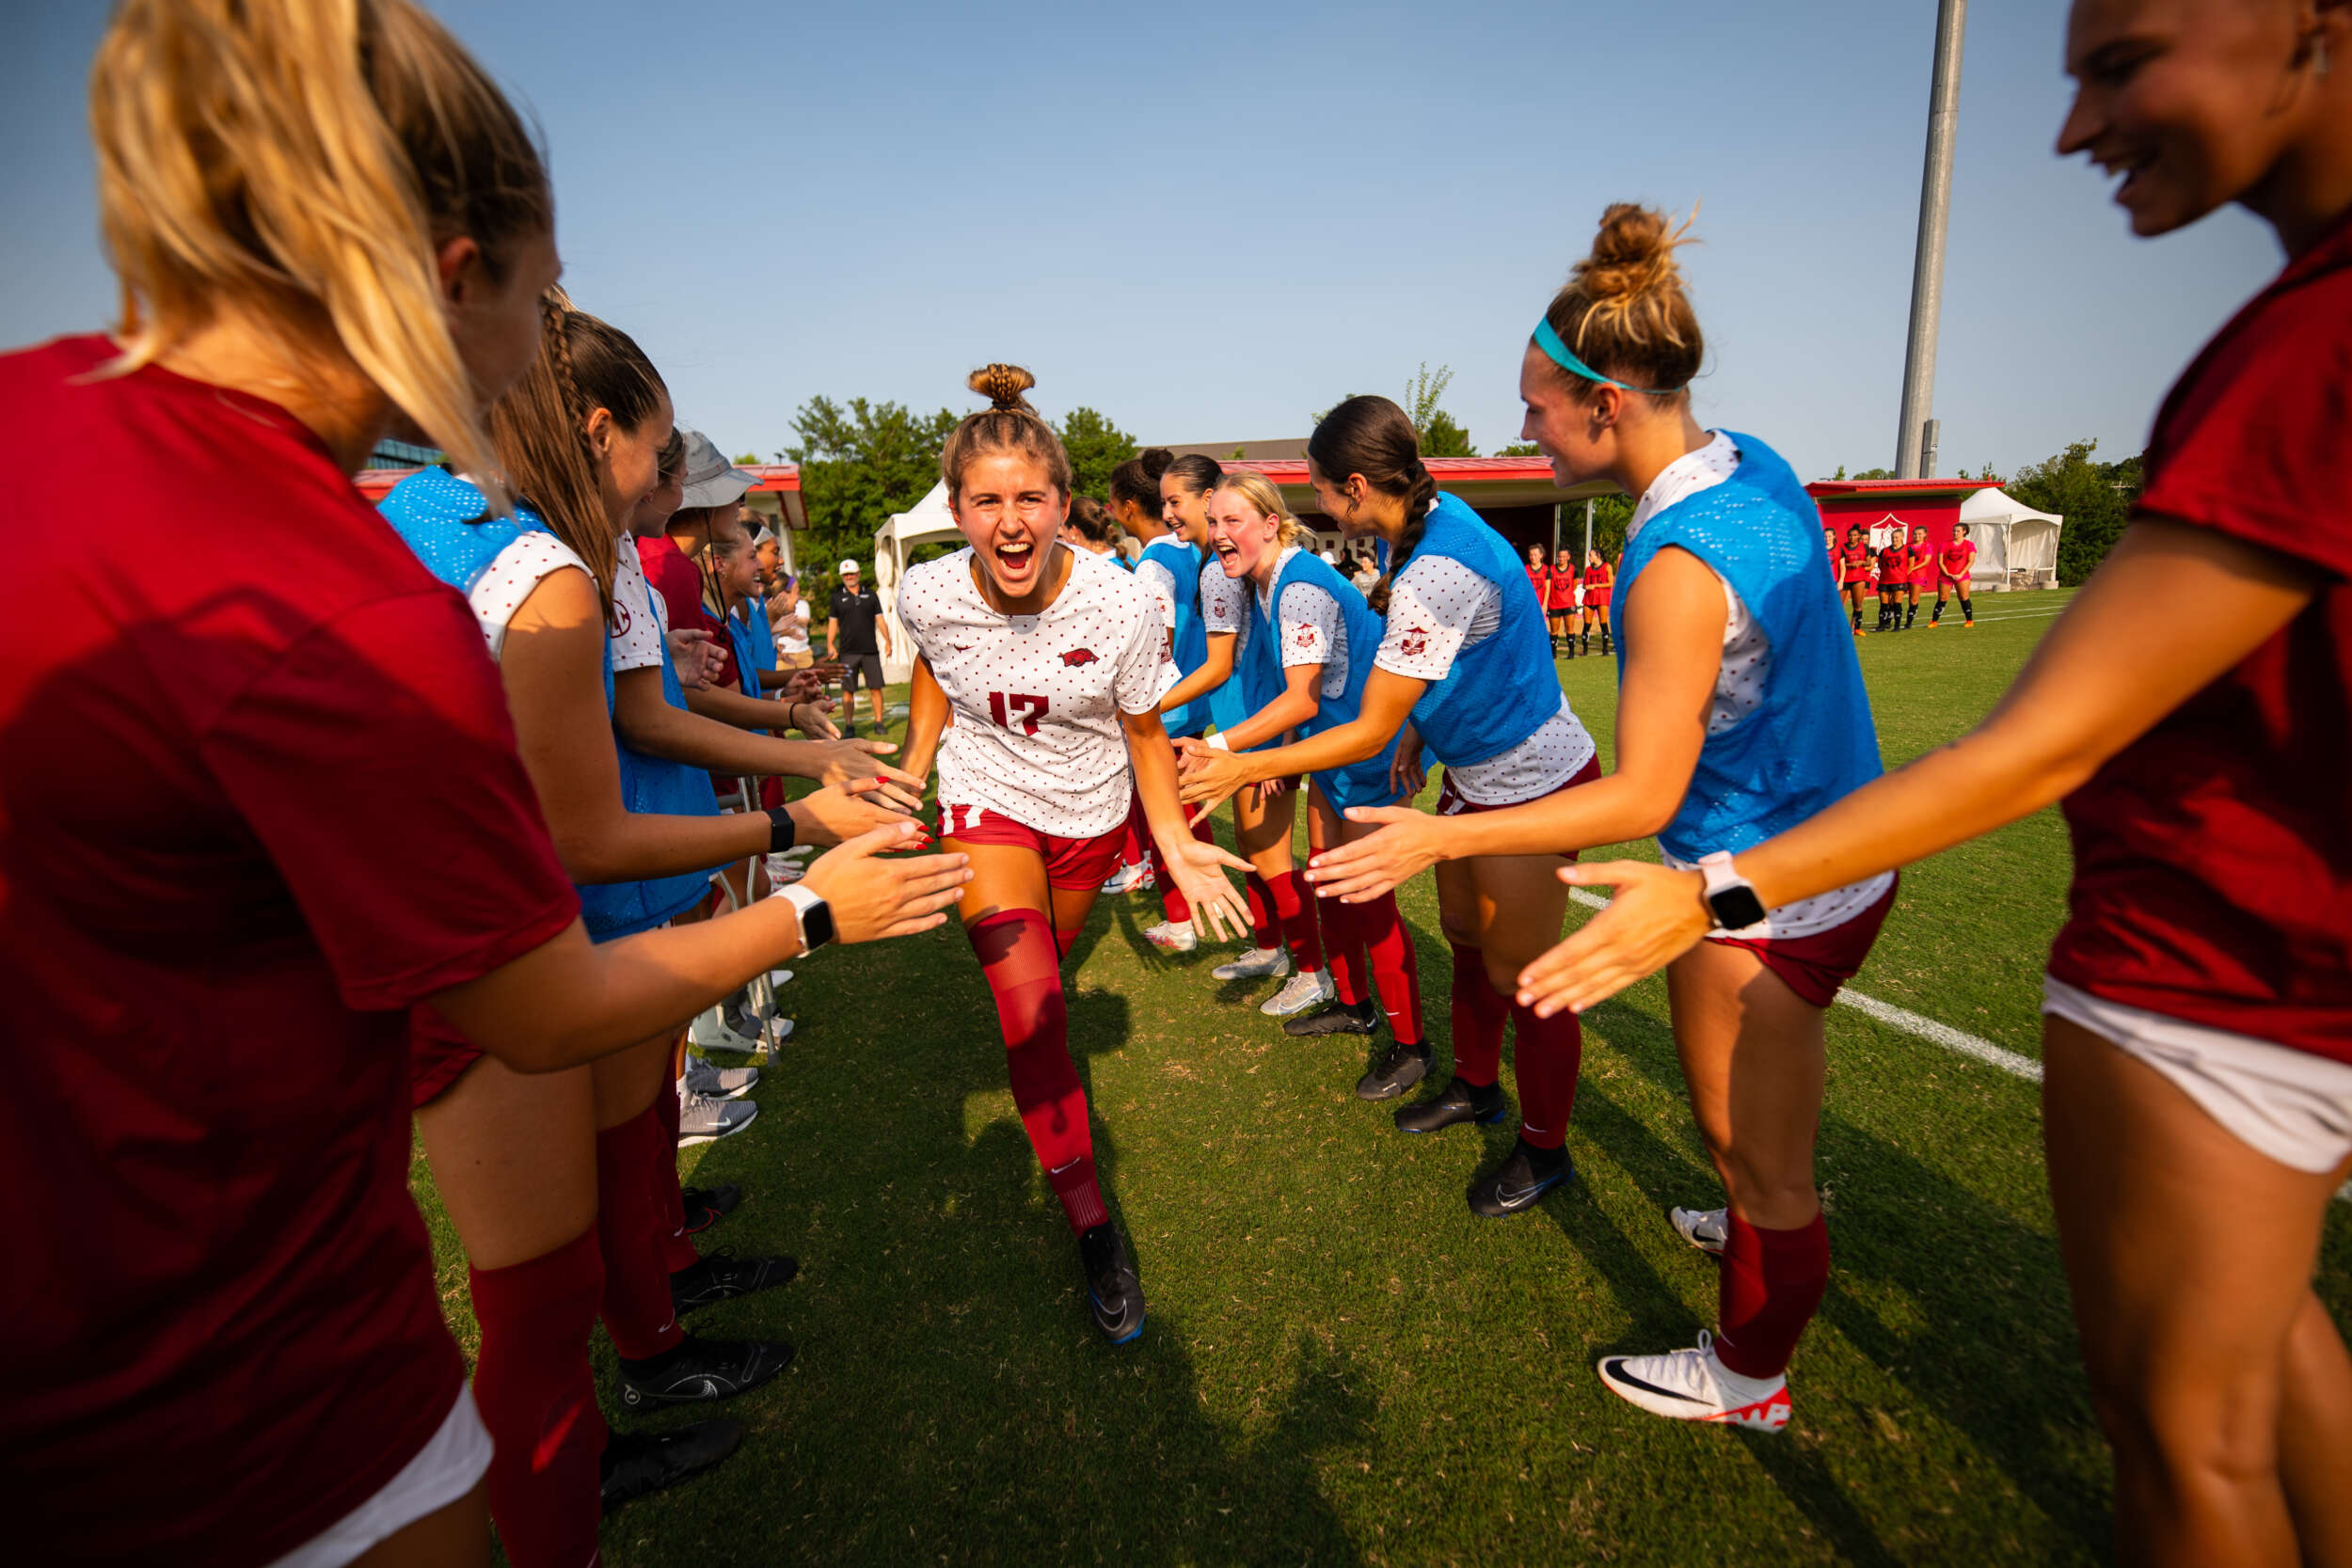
[1206,732,1231,751]
[1696,850,1743,898]
[776,881,829,947]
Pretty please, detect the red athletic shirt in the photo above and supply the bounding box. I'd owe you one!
[1939,538,1977,579]
[1549,564,1580,610]
[1584,561,1613,591]
[1876,544,1912,582]
[0,336,582,1562]
[2048,212,2352,1061]
[636,531,707,641]
[1839,542,1871,581]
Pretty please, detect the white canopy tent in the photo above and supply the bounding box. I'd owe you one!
[871,481,961,682]
[1958,487,2064,592]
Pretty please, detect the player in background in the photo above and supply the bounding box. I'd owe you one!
[1549,549,1582,657]
[1838,522,1874,634]
[1179,395,1600,1142]
[1525,543,1554,652]
[1904,524,1934,629]
[1930,520,1978,626]
[1147,453,1298,983]
[1524,6,2351,1548]
[1581,547,1615,655]
[898,366,1249,1344]
[1309,206,1895,1423]
[1875,529,1911,631]
[1194,472,1429,1050]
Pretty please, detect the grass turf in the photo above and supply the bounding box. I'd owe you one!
[411,589,2352,1565]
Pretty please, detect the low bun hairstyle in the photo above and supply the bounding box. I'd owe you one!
[1108,446,1172,512]
[1540,203,1702,401]
[1306,395,1436,616]
[941,362,1072,498]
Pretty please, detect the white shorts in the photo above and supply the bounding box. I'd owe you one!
[2042,975,2352,1175]
[265,1386,492,1568]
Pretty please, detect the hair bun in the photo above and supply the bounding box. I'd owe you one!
[1574,202,1692,309]
[967,362,1038,413]
[1137,446,1174,482]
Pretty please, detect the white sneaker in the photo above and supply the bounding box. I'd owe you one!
[1260,969,1337,1018]
[1142,920,1197,953]
[685,1060,758,1101]
[1672,1206,1728,1256]
[1212,946,1291,982]
[1597,1331,1790,1432]
[1100,857,1152,895]
[676,1086,758,1147]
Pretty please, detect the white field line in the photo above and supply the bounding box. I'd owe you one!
[1563,887,2351,1200]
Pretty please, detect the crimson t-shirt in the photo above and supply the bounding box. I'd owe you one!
[2048,213,2352,1061]
[0,337,582,1562]
[636,531,707,642]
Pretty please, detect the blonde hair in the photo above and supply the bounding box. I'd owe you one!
[1213,471,1310,549]
[940,363,1072,499]
[90,0,550,500]
[1541,203,1702,402]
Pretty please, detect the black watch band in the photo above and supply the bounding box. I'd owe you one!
[763,806,797,855]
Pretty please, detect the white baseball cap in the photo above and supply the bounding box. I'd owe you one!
[838,559,861,574]
[677,428,759,509]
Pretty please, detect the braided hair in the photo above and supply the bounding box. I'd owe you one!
[940,363,1072,497]
[1305,395,1436,616]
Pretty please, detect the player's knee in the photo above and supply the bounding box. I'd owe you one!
[1439,912,1481,951]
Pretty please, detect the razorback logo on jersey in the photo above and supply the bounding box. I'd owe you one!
[950,642,974,653]
[1294,625,1319,647]
[1060,648,1098,667]
[1399,626,1431,658]
[614,600,633,635]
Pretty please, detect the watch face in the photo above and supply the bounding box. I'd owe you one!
[802,898,834,951]
[1709,884,1769,932]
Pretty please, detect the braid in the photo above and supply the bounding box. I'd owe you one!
[543,293,591,461]
[1364,460,1438,617]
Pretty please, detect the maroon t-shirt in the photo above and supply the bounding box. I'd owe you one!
[2048,214,2352,1061]
[635,531,708,642]
[0,337,582,1562]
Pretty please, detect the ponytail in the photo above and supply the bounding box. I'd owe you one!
[1305,396,1436,615]
[90,0,550,507]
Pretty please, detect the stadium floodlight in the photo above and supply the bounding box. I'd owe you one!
[1897,0,1968,480]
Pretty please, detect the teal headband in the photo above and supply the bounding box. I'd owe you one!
[1532,317,1683,397]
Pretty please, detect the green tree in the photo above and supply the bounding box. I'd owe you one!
[1497,441,1542,457]
[783,395,959,586]
[1312,364,1480,454]
[734,452,760,467]
[1057,405,1136,500]
[2008,437,2144,585]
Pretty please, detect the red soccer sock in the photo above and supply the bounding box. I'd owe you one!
[1510,1000,1583,1149]
[651,1056,698,1273]
[970,909,1109,1233]
[1448,941,1507,1087]
[1264,870,1324,974]
[1244,869,1279,951]
[1715,1212,1831,1381]
[595,1106,685,1360]
[1360,890,1423,1045]
[1120,790,1150,870]
[1321,895,1370,1006]
[469,1227,608,1568]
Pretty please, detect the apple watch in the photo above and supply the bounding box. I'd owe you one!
[1696,851,1769,933]
[776,882,833,953]
[763,805,798,854]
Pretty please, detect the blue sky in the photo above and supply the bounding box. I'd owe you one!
[2,0,2284,483]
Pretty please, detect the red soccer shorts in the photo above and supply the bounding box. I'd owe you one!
[1707,875,1899,1007]
[1435,752,1602,817]
[939,802,1126,891]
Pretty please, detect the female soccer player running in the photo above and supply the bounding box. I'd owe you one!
[1310,206,1895,1423]
[1521,7,2352,1555]
[1193,473,1430,1058]
[1930,521,1977,627]
[898,367,1249,1344]
[1,6,967,1564]
[1179,397,1598,1187]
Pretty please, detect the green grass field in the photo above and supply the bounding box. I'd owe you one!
[411,589,2352,1565]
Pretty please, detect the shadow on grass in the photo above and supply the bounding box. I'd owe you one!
[647,919,1369,1567]
[1564,994,2109,1561]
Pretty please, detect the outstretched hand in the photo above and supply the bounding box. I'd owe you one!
[1304,805,1440,902]
[791,778,932,848]
[667,626,722,689]
[1175,740,1248,821]
[812,737,924,813]
[1389,723,1426,800]
[798,821,971,943]
[1164,834,1252,942]
[1513,862,1711,1017]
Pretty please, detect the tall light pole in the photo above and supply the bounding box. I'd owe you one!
[1896,0,1967,479]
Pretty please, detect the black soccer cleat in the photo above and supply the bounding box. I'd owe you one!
[1467,1140,1571,1217]
[670,1248,798,1317]
[1079,1221,1146,1345]
[680,1183,742,1235]
[1285,998,1379,1038]
[1355,1039,1433,1101]
[1393,1075,1508,1134]
[599,1418,744,1510]
[615,1334,794,1410]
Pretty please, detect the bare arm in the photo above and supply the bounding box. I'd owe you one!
[1159,629,1238,716]
[428,822,970,1073]
[1177,666,1425,810]
[899,654,950,784]
[1303,548,1720,900]
[1519,519,2322,1013]
[612,667,921,809]
[1208,659,1323,754]
[1122,704,1250,939]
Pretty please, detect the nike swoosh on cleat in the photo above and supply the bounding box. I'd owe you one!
[1494,1175,1560,1206]
[1599,1362,1708,1405]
